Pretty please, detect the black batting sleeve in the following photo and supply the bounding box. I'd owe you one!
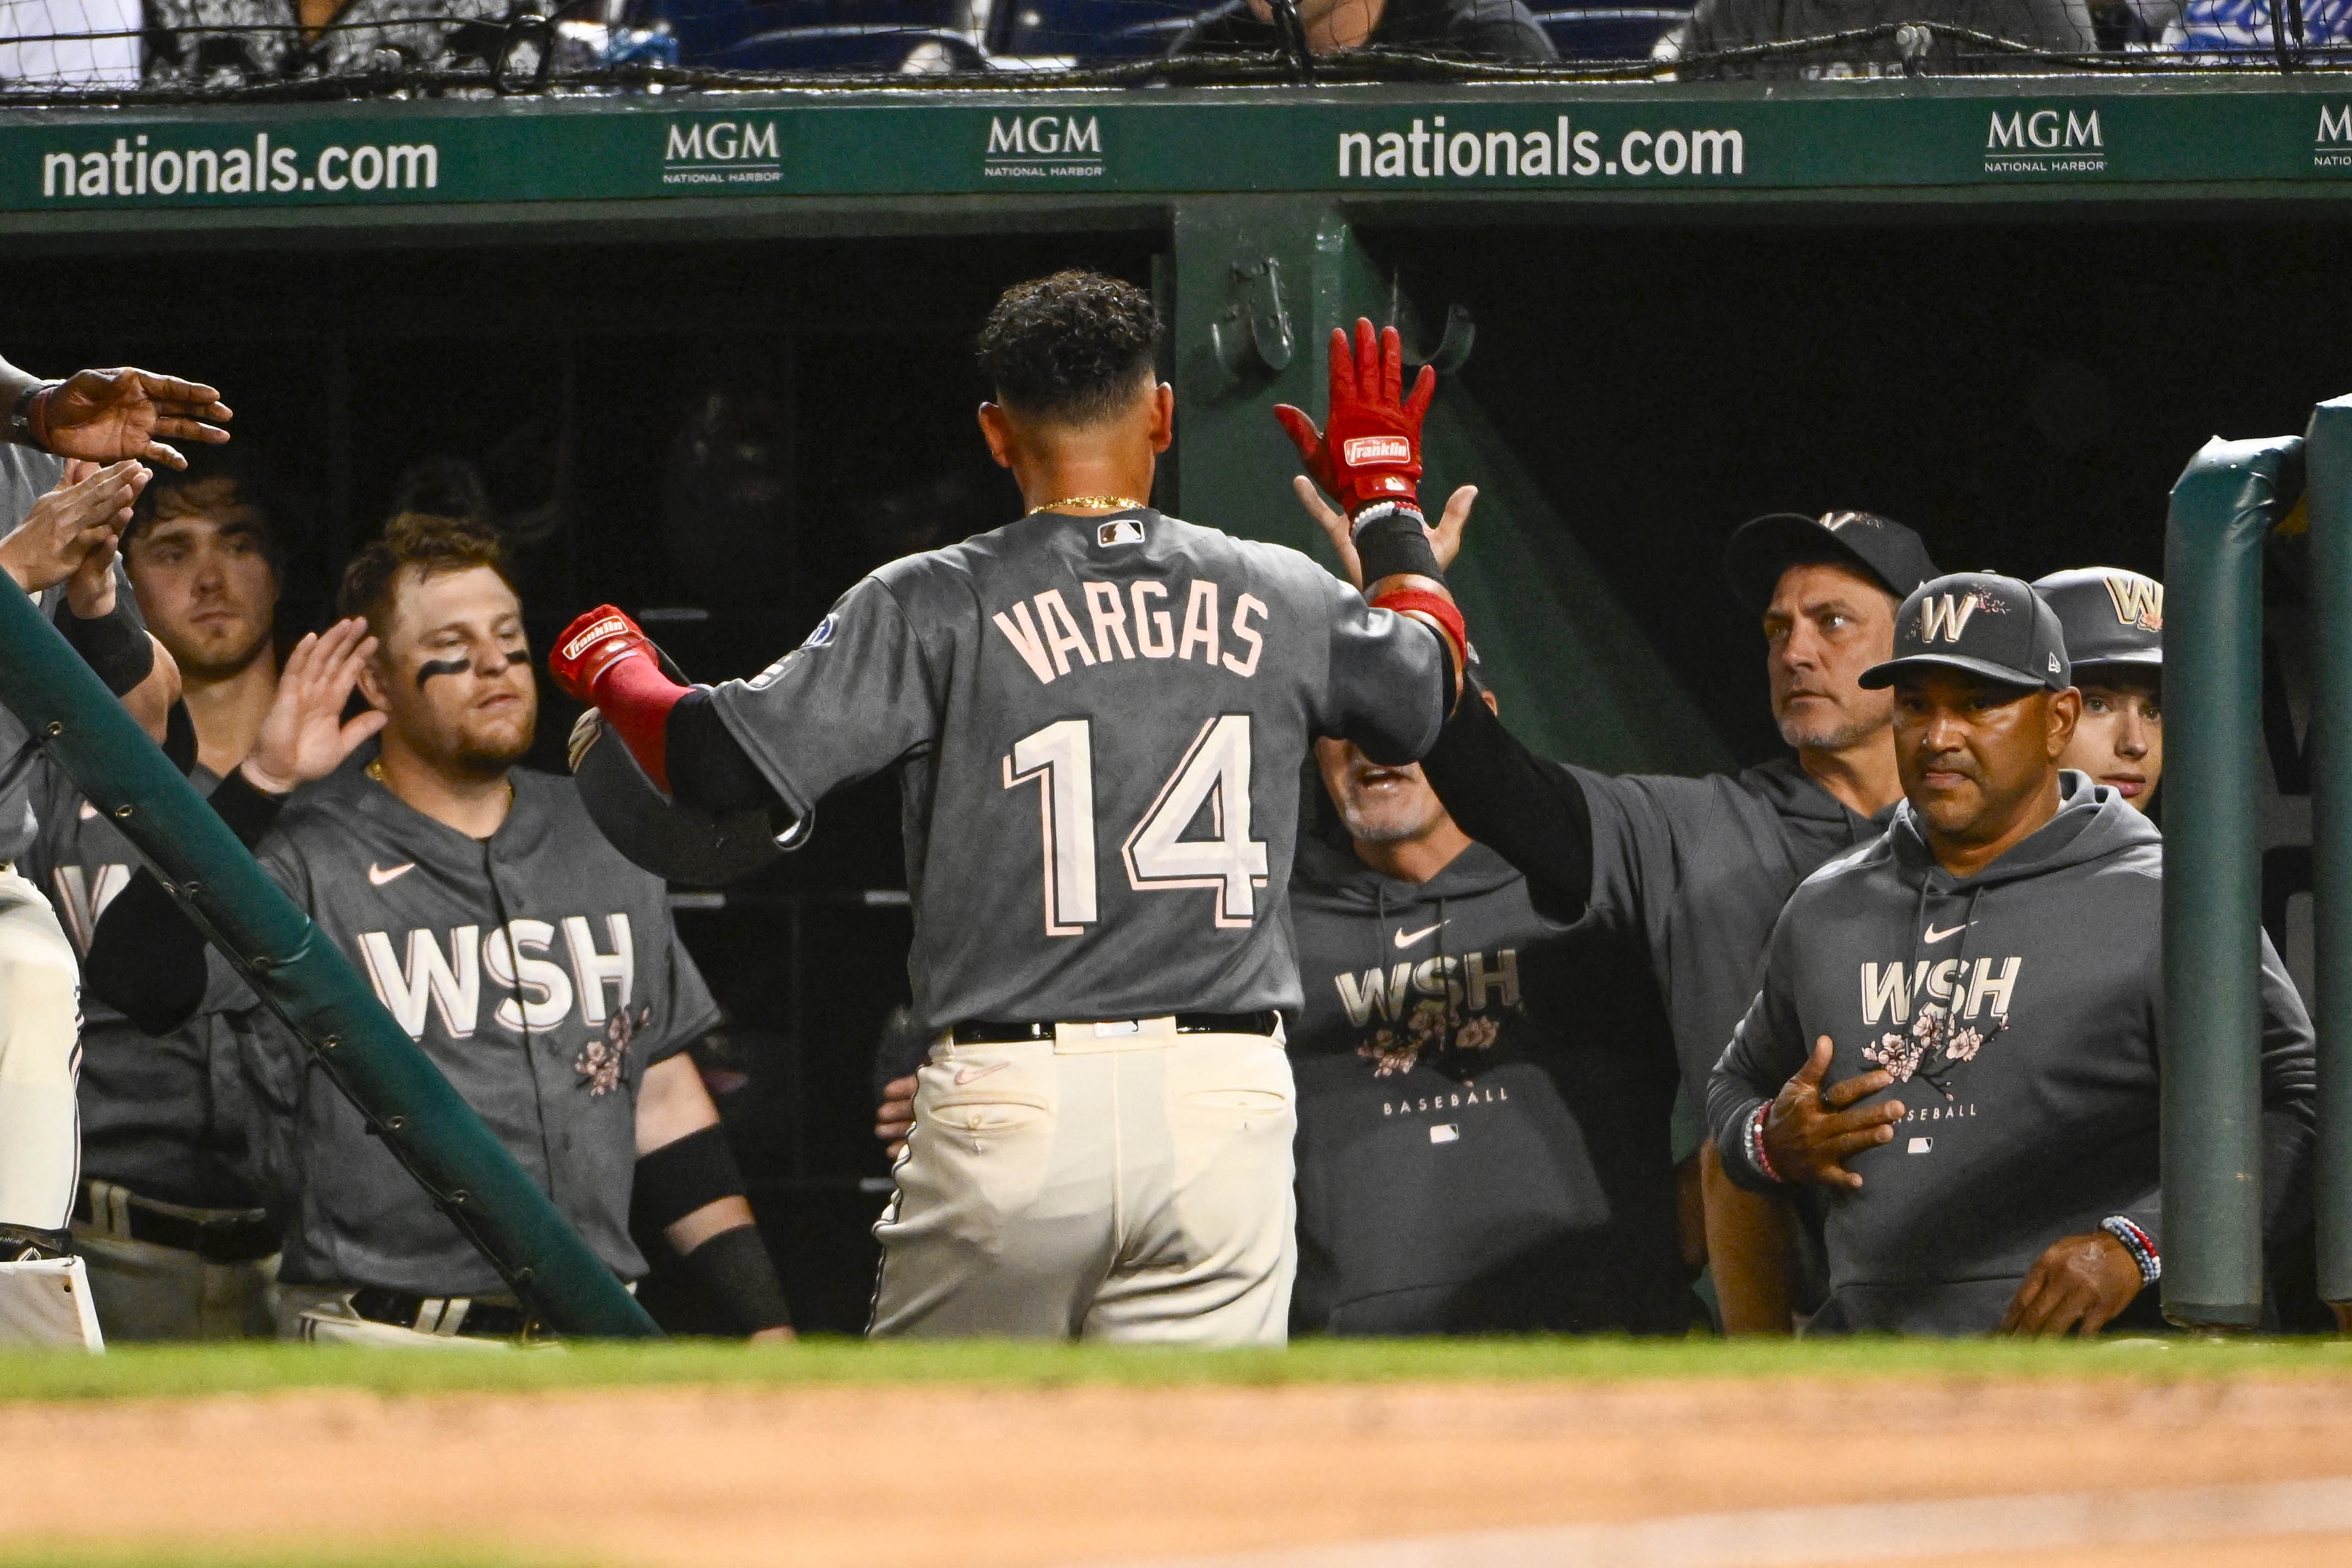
[664,688,783,815]
[1415,679,1595,923]
[85,767,287,1035]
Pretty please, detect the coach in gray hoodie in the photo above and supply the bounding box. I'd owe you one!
[1709,571,2314,1335]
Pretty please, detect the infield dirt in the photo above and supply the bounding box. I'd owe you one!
[14,1368,2352,1566]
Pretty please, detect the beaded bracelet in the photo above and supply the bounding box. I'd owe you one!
[2099,1215,2161,1288]
[1746,1103,1783,1184]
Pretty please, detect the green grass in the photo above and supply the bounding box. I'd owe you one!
[0,1333,2346,1404]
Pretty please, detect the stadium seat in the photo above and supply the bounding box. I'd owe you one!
[1533,6,1688,57]
[642,0,974,65]
[714,23,986,69]
[988,0,1221,61]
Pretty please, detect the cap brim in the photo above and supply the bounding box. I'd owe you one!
[1858,653,2056,691]
[1723,513,1897,614]
[2069,650,2163,673]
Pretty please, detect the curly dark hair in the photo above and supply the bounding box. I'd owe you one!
[126,445,281,569]
[975,270,1160,424]
[337,510,516,637]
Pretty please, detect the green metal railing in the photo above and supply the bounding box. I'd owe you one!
[0,577,659,1338]
[2306,396,2352,1309]
[2160,432,2301,1329]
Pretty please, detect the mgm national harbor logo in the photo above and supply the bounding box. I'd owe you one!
[2317,105,2352,169]
[1982,108,2105,174]
[662,120,783,186]
[984,115,1104,180]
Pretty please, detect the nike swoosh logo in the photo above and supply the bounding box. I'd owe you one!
[1395,921,1446,949]
[953,1062,1009,1086]
[368,862,417,888]
[1923,922,1969,944]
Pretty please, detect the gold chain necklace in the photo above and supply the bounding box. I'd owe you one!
[1025,495,1148,516]
[367,757,516,813]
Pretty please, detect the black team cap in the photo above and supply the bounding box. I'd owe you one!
[1722,511,1943,614]
[1860,571,2073,693]
[2030,567,2161,674]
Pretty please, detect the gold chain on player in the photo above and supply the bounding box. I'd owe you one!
[1024,495,1148,515]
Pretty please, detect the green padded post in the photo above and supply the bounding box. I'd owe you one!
[2161,433,2301,1329]
[0,578,659,1338]
[2306,396,2352,1307]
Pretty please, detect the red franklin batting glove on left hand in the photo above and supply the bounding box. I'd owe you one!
[550,605,687,791]
[550,605,660,706]
[1273,318,1435,520]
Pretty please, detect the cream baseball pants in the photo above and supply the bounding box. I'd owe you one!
[869,1018,1295,1344]
[0,865,80,1235]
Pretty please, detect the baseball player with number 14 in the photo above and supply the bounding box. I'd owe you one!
[555,273,1467,1343]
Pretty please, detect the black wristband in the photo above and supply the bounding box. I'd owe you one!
[1352,502,1444,587]
[631,1122,747,1234]
[208,766,291,850]
[678,1223,793,1334]
[58,596,153,696]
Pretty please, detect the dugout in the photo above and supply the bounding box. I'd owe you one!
[5,76,2349,1328]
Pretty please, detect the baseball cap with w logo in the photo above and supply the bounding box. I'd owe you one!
[2030,567,2161,675]
[1859,571,2073,692]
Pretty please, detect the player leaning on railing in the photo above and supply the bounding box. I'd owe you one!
[553,273,1476,1343]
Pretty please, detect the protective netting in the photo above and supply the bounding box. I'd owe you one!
[0,0,2345,100]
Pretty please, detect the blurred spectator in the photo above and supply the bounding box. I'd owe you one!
[141,0,510,87]
[1655,0,2096,76]
[0,0,140,86]
[1172,0,1558,61]
[2166,0,2352,53]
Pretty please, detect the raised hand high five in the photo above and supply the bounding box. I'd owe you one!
[1274,318,1435,521]
[29,368,232,469]
[0,459,145,597]
[239,617,387,797]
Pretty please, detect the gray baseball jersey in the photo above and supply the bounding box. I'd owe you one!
[225,761,721,1294]
[0,439,117,866]
[706,506,1447,1032]
[22,758,262,1210]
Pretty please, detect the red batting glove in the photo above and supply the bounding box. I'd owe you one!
[1273,318,1435,520]
[549,605,659,705]
[550,605,686,791]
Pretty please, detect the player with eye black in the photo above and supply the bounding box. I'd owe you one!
[97,511,794,1345]
[553,272,1469,1343]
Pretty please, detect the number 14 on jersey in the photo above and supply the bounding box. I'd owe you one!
[1004,715,1269,936]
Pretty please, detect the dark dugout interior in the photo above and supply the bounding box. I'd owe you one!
[8,212,2345,1330]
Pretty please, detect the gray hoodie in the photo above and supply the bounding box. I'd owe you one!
[1710,773,2316,1334]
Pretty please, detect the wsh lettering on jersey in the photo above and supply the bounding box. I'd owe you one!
[1336,948,1521,1078]
[357,914,635,1038]
[993,575,1269,685]
[1856,955,2020,1100]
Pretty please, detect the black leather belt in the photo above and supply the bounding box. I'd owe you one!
[73,1183,277,1265]
[349,1286,535,1341]
[950,1011,1279,1046]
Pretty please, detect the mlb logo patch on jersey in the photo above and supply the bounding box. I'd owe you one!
[1096,518,1145,548]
